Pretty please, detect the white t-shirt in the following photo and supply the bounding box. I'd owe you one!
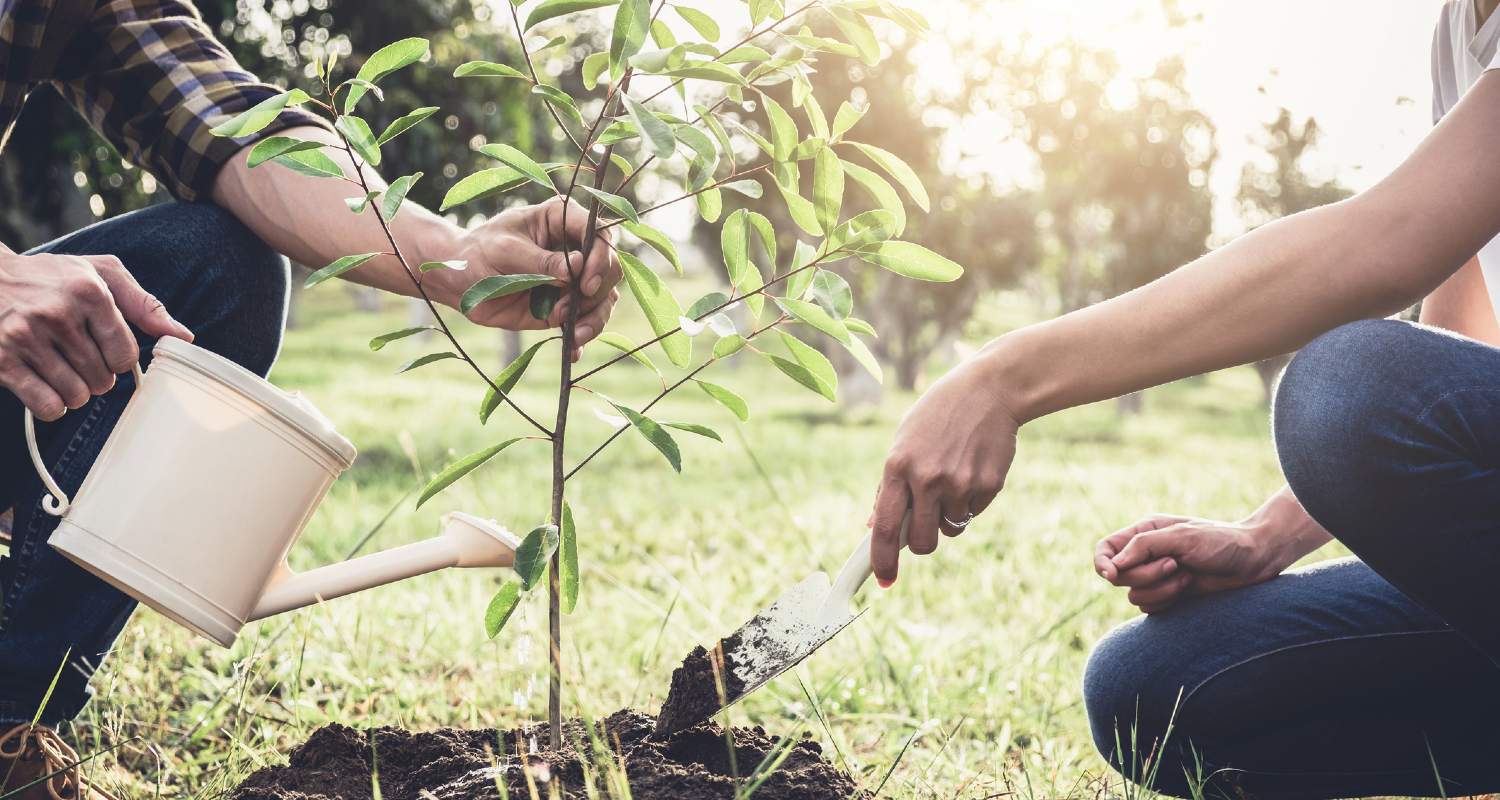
[1433,0,1500,318]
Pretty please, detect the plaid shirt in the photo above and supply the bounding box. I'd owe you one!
[1,0,325,201]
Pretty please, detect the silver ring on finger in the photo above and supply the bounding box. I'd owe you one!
[943,512,975,529]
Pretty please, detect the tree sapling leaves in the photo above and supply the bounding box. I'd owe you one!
[348,37,429,107]
[775,296,851,345]
[306,252,381,287]
[417,437,526,507]
[420,260,468,272]
[831,101,865,141]
[721,179,764,198]
[664,422,722,442]
[695,380,749,420]
[762,95,797,162]
[209,89,311,138]
[769,331,837,401]
[841,161,906,236]
[662,62,747,85]
[854,241,964,282]
[480,337,554,423]
[440,167,528,211]
[345,191,379,214]
[609,0,651,78]
[454,60,529,79]
[595,331,662,378]
[828,6,880,65]
[675,5,719,40]
[623,221,682,274]
[812,146,845,233]
[272,148,347,179]
[514,524,561,590]
[461,274,559,314]
[621,93,676,159]
[560,503,580,614]
[844,141,930,211]
[695,187,723,223]
[381,172,422,220]
[335,115,382,166]
[619,252,691,367]
[530,285,562,321]
[477,143,554,190]
[532,84,585,126]
[582,52,611,89]
[369,326,433,351]
[376,106,439,145]
[811,269,854,318]
[578,186,641,222]
[609,400,682,472]
[712,334,746,358]
[525,0,620,31]
[485,580,523,638]
[246,136,324,168]
[397,352,460,374]
[845,316,877,337]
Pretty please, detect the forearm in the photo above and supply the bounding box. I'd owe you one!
[209,125,466,306]
[1245,486,1332,572]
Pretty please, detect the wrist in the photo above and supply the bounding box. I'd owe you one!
[974,327,1053,425]
[401,210,469,309]
[1242,487,1331,574]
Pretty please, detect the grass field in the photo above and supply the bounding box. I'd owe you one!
[63,286,1318,798]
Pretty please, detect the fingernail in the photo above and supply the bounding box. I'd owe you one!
[877,577,894,589]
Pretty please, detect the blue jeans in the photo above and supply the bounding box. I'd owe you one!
[1084,320,1500,798]
[0,202,287,725]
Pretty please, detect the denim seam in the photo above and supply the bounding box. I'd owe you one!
[1411,385,1500,467]
[1174,627,1466,780]
[0,397,108,633]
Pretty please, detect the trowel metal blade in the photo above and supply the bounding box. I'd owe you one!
[721,572,859,707]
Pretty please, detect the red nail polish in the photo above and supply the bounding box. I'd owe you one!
[877,577,894,589]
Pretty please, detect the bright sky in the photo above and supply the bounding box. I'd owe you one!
[917,0,1439,236]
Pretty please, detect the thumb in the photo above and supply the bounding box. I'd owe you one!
[1111,527,1190,572]
[92,257,193,341]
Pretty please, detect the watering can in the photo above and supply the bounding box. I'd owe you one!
[23,336,520,648]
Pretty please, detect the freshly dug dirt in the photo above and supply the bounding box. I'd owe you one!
[230,710,867,800]
[654,632,747,737]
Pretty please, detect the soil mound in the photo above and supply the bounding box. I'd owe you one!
[230,710,867,800]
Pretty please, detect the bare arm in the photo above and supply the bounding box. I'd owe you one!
[869,72,1500,584]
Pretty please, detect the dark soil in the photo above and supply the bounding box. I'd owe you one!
[654,632,747,737]
[230,710,867,800]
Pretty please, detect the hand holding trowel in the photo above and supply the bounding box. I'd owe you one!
[654,513,911,736]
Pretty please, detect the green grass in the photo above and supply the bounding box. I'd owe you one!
[62,288,1314,798]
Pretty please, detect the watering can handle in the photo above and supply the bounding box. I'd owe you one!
[24,361,145,517]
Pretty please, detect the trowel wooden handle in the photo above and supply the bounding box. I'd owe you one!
[828,512,910,606]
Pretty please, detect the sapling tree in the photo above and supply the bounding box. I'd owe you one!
[210,0,960,748]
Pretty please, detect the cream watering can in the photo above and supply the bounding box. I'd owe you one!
[24,337,520,648]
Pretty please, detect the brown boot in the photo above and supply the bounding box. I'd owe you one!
[0,723,119,799]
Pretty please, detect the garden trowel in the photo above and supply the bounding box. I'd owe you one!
[655,514,910,736]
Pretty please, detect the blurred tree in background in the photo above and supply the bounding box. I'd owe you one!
[1237,108,1353,403]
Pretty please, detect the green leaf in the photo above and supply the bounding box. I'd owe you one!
[560,503,580,614]
[662,63,746,84]
[484,581,523,638]
[623,221,682,275]
[514,524,561,591]
[845,142,929,212]
[831,101,865,141]
[578,186,640,223]
[762,95,797,162]
[345,190,379,214]
[339,78,384,110]
[582,52,611,89]
[377,106,439,145]
[533,84,584,126]
[676,125,719,189]
[461,274,558,314]
[397,352,459,373]
[381,172,421,220]
[829,6,879,64]
[686,291,729,320]
[749,0,783,25]
[420,260,467,272]
[621,93,675,159]
[841,331,883,383]
[774,331,837,401]
[695,187,723,223]
[812,270,853,318]
[712,335,746,358]
[209,89,309,138]
[417,438,525,507]
[477,143,553,190]
[776,296,850,344]
[610,401,681,472]
[650,18,677,49]
[695,380,749,420]
[774,163,822,236]
[609,0,651,78]
[722,179,763,198]
[721,209,752,297]
[812,147,844,234]
[305,252,380,287]
[675,5,720,40]
[349,37,429,107]
[664,422,721,442]
[530,285,561,320]
[842,161,906,236]
[480,338,552,423]
[369,326,432,351]
[454,60,529,79]
[827,208,898,251]
[854,241,964,282]
[247,136,323,168]
[272,149,346,179]
[845,316,877,337]
[596,331,662,377]
[619,252,690,367]
[720,45,772,64]
[784,240,818,299]
[440,167,527,211]
[525,0,620,31]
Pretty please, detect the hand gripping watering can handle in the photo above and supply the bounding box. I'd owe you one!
[24,361,145,517]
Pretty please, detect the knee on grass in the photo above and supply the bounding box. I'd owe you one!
[1082,620,1200,795]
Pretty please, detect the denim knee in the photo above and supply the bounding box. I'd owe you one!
[1084,619,1179,773]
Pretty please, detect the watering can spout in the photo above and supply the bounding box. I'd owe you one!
[248,512,519,622]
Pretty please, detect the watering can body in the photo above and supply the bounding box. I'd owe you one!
[28,337,518,648]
